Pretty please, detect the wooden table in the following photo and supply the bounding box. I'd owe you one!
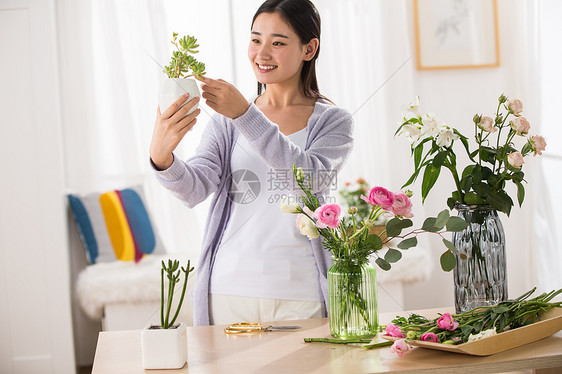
[92,308,562,373]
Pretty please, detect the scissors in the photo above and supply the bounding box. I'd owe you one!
[224,322,302,334]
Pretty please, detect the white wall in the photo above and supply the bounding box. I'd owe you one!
[0,0,76,373]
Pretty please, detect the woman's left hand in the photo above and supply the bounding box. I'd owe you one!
[196,75,250,119]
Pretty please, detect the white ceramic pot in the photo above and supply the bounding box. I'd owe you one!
[158,78,200,115]
[141,323,187,370]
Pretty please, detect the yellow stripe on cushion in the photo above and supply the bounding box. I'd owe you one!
[99,191,135,261]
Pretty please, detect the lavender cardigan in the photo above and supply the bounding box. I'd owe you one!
[153,100,354,326]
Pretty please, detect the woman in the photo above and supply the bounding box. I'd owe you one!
[149,0,353,326]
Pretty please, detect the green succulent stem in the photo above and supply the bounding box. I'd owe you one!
[160,259,194,329]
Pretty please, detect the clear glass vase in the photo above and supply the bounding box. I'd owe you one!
[327,260,378,339]
[452,204,507,313]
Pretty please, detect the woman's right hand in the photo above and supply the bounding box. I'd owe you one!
[149,93,201,170]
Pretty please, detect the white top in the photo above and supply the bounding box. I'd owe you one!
[209,127,322,301]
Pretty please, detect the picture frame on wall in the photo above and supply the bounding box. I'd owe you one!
[414,0,500,70]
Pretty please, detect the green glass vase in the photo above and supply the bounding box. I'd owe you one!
[327,261,378,339]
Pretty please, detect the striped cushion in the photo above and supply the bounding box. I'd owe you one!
[68,186,165,264]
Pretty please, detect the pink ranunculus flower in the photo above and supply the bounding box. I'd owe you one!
[386,323,406,338]
[361,186,395,210]
[479,116,497,133]
[420,332,439,343]
[510,117,530,135]
[391,193,414,218]
[390,339,412,357]
[313,204,341,229]
[530,135,547,156]
[507,151,525,169]
[507,99,524,116]
[437,313,459,331]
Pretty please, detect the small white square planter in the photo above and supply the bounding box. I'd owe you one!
[158,78,200,115]
[141,323,187,370]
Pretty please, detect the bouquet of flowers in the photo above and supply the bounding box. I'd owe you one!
[280,165,468,273]
[396,94,546,215]
[385,287,562,357]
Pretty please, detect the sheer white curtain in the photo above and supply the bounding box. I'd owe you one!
[59,0,206,258]
[535,0,562,290]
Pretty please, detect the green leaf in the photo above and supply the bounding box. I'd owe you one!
[464,191,486,205]
[422,217,437,231]
[479,146,497,164]
[447,197,456,210]
[460,175,473,193]
[521,141,532,156]
[385,218,413,237]
[414,143,424,169]
[375,258,391,271]
[486,191,513,215]
[442,238,458,253]
[472,182,492,198]
[421,164,441,203]
[516,181,525,207]
[435,210,450,229]
[446,216,467,232]
[433,151,448,167]
[440,250,457,272]
[384,248,403,263]
[461,165,475,179]
[397,237,418,249]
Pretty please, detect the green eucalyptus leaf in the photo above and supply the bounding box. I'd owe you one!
[435,209,450,229]
[385,218,413,237]
[384,248,403,263]
[440,250,457,272]
[375,258,391,271]
[397,237,418,249]
[446,216,467,232]
[422,217,437,231]
[442,238,458,253]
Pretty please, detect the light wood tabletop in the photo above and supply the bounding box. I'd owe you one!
[92,308,562,373]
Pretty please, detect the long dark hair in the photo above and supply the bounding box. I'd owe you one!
[252,0,329,102]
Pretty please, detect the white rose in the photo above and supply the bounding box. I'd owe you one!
[507,99,523,116]
[510,117,530,135]
[479,116,498,133]
[507,151,525,169]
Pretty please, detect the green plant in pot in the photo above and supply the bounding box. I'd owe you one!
[141,259,194,370]
[159,33,206,116]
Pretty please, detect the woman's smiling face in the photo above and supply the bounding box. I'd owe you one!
[248,12,310,88]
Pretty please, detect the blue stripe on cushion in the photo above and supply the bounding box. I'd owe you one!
[68,195,98,263]
[120,189,156,255]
